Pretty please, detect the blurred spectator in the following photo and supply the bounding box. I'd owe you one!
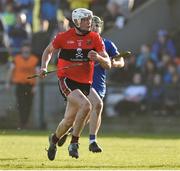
[124,73,147,101]
[0,1,12,10]
[32,20,51,65]
[174,57,180,75]
[124,55,138,83]
[163,61,178,84]
[1,3,16,33]
[62,0,93,20]
[0,31,9,81]
[109,0,134,17]
[90,0,108,16]
[40,0,58,34]
[163,73,180,115]
[136,44,158,70]
[147,73,165,114]
[0,0,6,13]
[114,72,147,115]
[142,59,157,85]
[8,13,30,55]
[5,42,39,129]
[103,1,123,30]
[158,53,171,70]
[52,17,70,36]
[0,33,9,65]
[103,0,134,30]
[0,18,4,35]
[14,0,34,25]
[58,0,70,19]
[152,29,177,60]
[67,0,93,10]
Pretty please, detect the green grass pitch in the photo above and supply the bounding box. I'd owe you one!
[0,130,180,170]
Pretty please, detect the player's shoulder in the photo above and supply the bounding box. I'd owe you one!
[103,38,114,45]
[103,38,117,48]
[89,31,101,38]
[56,28,75,37]
[89,31,99,36]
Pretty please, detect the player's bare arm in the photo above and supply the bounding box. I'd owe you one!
[88,50,111,69]
[39,43,56,78]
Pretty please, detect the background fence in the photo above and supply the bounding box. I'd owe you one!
[1,76,180,132]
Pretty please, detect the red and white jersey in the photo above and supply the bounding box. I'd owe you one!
[52,28,105,84]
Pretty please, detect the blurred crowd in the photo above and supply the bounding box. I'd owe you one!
[109,29,180,116]
[0,0,141,65]
[0,0,148,86]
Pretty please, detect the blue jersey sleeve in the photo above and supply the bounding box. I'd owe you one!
[104,39,119,59]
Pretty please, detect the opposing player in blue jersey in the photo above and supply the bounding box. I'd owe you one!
[57,15,125,152]
[87,16,125,152]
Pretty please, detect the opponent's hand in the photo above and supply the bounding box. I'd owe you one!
[88,50,99,61]
[112,57,125,68]
[39,68,47,79]
[113,51,132,60]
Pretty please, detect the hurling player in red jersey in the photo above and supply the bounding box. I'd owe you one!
[39,8,111,160]
[57,16,125,153]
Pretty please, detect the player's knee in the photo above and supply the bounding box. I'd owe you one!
[85,112,90,124]
[95,100,103,114]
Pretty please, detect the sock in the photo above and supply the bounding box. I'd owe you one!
[70,135,79,144]
[89,134,96,144]
[52,133,59,144]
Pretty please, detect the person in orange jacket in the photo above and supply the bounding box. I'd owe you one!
[6,41,39,129]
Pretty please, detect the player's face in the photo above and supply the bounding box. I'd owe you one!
[91,23,102,34]
[80,16,92,31]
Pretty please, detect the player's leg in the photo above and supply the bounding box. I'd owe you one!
[47,77,78,160]
[57,88,103,152]
[57,127,73,147]
[55,89,90,139]
[68,89,92,158]
[48,89,91,160]
[57,81,93,148]
[87,88,103,152]
[55,100,78,138]
[47,98,78,161]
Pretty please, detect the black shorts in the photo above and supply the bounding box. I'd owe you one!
[58,77,91,100]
